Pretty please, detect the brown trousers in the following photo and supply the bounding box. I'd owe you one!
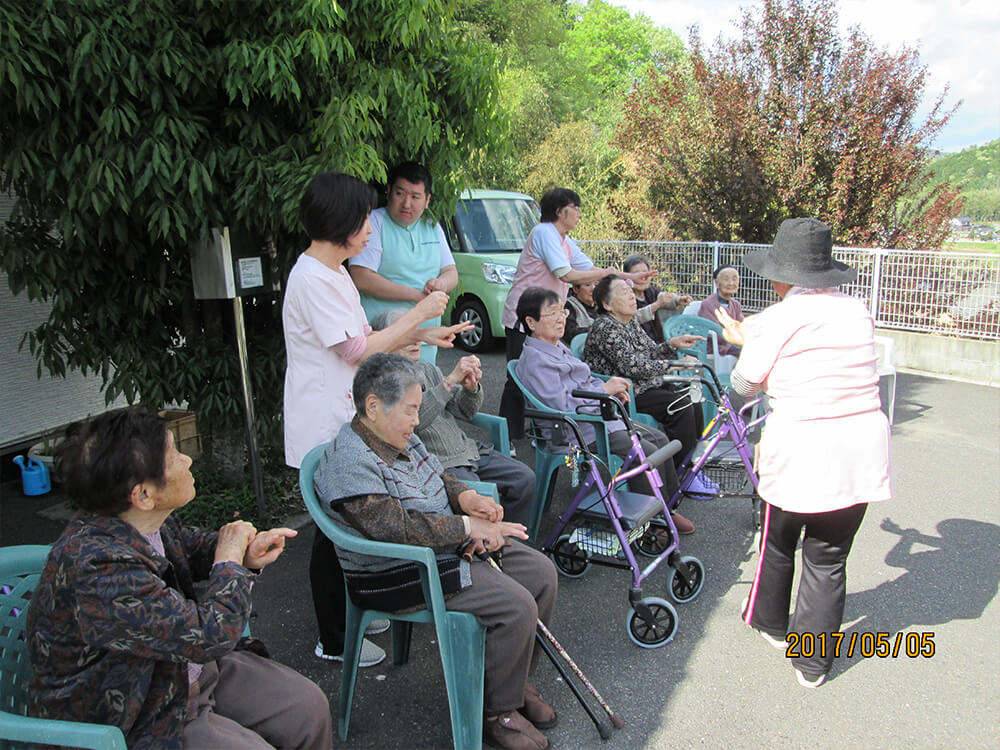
[445,539,558,712]
[183,650,333,749]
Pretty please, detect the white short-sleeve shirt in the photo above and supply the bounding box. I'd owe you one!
[282,254,368,468]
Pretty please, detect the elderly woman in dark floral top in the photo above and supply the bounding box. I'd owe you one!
[26,407,331,750]
[584,275,715,494]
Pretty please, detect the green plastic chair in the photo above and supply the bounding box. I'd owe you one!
[507,359,628,543]
[0,545,128,750]
[469,412,511,457]
[299,444,487,750]
[663,315,733,423]
[569,333,587,359]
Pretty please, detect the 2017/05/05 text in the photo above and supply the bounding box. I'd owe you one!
[784,631,935,659]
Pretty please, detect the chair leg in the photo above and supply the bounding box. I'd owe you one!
[337,603,367,741]
[887,372,897,425]
[529,462,559,544]
[392,620,413,665]
[438,613,486,750]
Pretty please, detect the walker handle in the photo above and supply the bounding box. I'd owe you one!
[644,440,683,470]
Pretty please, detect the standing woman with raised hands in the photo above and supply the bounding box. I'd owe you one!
[498,188,656,439]
[283,171,471,669]
[716,218,892,689]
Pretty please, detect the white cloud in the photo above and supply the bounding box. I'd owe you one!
[612,0,1000,151]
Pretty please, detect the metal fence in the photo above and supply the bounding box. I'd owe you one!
[579,240,1000,341]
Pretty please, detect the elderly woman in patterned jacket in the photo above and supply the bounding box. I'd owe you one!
[584,274,718,496]
[26,406,331,750]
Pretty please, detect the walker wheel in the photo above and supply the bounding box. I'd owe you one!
[667,555,705,603]
[635,525,672,557]
[551,534,590,578]
[626,597,678,648]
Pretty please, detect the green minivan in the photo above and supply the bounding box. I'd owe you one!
[441,189,540,352]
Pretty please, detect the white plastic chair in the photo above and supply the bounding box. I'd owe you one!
[873,335,897,424]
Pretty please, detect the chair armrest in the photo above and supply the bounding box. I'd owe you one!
[468,413,510,456]
[0,711,127,750]
[463,480,500,502]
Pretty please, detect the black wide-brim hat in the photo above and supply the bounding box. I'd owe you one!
[743,218,857,288]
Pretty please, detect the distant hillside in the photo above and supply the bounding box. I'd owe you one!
[929,140,1000,221]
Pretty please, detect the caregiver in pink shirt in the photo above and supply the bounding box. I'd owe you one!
[715,218,892,689]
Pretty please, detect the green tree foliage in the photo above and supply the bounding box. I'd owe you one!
[929,140,1000,221]
[612,0,964,248]
[0,0,503,452]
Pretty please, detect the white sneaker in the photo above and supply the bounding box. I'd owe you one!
[795,669,826,689]
[741,597,786,650]
[365,618,390,635]
[314,638,387,668]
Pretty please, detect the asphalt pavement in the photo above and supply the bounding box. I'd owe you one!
[2,346,998,749]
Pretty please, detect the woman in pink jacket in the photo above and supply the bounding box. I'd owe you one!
[716,218,892,689]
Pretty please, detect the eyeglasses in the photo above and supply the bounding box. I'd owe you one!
[539,309,570,320]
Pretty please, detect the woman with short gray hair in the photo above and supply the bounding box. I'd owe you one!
[316,353,560,750]
[369,312,537,527]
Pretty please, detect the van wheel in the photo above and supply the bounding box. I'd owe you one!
[455,299,495,353]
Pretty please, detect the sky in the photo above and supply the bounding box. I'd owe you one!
[613,0,999,153]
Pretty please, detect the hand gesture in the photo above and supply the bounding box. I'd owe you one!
[214,520,257,565]
[414,290,449,321]
[467,517,528,555]
[603,376,631,403]
[625,268,657,285]
[669,334,707,350]
[420,321,474,349]
[714,307,745,346]
[243,527,297,569]
[458,489,504,522]
[446,355,482,390]
[423,277,447,295]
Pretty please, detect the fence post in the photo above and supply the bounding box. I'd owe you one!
[869,248,884,324]
[712,241,720,273]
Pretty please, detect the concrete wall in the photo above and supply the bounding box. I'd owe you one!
[876,328,999,387]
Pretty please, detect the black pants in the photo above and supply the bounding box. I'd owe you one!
[745,501,869,678]
[309,525,348,655]
[635,386,701,468]
[499,327,528,440]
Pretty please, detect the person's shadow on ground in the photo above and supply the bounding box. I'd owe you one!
[829,517,1000,680]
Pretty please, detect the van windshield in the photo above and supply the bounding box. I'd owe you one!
[454,198,539,253]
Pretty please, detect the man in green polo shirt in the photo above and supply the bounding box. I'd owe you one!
[349,161,458,363]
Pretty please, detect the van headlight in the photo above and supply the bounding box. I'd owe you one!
[482,263,516,285]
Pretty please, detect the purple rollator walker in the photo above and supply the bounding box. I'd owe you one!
[529,389,701,648]
[668,361,768,529]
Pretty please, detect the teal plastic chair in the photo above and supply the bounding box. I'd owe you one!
[663,315,733,423]
[469,412,511,457]
[569,333,587,359]
[507,359,626,543]
[0,545,128,750]
[300,444,486,750]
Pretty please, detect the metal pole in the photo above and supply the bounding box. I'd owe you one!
[233,296,266,515]
[870,248,884,325]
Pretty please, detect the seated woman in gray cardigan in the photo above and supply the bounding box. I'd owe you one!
[315,353,558,750]
[370,310,536,527]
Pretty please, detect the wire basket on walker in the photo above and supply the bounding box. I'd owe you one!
[527,391,705,649]
[665,360,769,528]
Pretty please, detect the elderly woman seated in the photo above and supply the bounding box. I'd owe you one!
[26,406,331,750]
[514,287,695,535]
[315,353,558,750]
[621,254,692,343]
[698,264,744,356]
[584,274,718,496]
[370,309,536,527]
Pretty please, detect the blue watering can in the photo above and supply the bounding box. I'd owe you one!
[13,455,51,496]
